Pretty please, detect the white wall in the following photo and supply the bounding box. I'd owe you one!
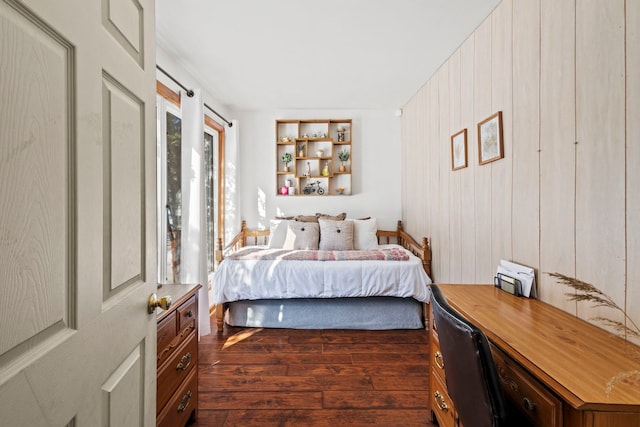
[155,46,232,121]
[235,109,403,231]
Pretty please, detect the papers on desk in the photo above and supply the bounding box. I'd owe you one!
[495,260,537,298]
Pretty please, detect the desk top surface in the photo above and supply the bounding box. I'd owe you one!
[438,284,640,412]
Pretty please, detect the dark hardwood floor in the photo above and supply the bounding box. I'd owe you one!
[193,316,436,426]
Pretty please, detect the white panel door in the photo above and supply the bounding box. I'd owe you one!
[0,0,157,425]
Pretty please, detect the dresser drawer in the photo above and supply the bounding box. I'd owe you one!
[157,330,198,412]
[157,311,177,366]
[431,371,457,427]
[157,367,198,427]
[491,344,562,427]
[177,295,197,334]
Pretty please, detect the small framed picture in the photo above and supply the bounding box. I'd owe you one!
[477,111,504,165]
[451,129,468,171]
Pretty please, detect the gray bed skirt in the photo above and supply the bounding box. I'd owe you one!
[224,297,425,330]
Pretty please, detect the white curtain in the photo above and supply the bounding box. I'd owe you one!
[224,120,241,243]
[179,89,211,336]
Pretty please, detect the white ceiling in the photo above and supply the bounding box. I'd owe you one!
[155,0,502,111]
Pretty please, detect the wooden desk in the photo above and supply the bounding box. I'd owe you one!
[434,285,640,427]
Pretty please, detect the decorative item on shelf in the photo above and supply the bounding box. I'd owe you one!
[298,143,305,157]
[336,187,345,195]
[315,149,324,158]
[302,180,325,195]
[280,136,291,143]
[321,161,330,176]
[285,179,291,187]
[281,152,292,172]
[311,132,317,138]
[279,186,288,195]
[302,133,309,138]
[337,127,346,142]
[305,161,311,178]
[288,186,296,195]
[338,149,349,172]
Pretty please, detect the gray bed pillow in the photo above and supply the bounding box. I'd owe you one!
[316,212,347,221]
[318,219,354,250]
[294,214,319,223]
[283,221,320,250]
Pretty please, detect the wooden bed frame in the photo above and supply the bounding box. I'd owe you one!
[214,220,432,332]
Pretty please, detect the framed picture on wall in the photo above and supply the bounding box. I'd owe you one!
[451,129,468,171]
[477,111,503,165]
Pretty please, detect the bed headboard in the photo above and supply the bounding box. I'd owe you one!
[216,219,432,279]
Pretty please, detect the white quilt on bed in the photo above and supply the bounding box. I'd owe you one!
[213,244,432,304]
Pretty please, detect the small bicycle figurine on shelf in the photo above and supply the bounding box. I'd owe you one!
[302,180,325,195]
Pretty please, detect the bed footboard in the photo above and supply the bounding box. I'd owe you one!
[376,220,432,279]
[215,220,269,264]
[215,303,225,332]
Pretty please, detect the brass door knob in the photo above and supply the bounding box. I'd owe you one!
[148,293,172,314]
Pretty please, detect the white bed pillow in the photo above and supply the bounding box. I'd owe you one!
[267,219,289,249]
[318,219,354,250]
[351,217,378,250]
[283,221,320,250]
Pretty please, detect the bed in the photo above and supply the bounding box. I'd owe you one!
[213,218,432,331]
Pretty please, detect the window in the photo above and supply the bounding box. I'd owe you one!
[165,110,182,282]
[157,81,225,284]
[204,127,219,273]
[204,115,226,274]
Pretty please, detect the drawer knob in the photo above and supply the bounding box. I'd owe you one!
[185,310,194,318]
[497,365,518,391]
[177,352,192,371]
[177,390,192,413]
[523,397,535,412]
[434,391,449,412]
[148,293,172,314]
[434,351,445,369]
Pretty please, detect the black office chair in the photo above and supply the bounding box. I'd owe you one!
[430,285,509,427]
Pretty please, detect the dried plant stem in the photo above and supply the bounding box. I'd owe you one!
[547,272,640,337]
[548,272,640,395]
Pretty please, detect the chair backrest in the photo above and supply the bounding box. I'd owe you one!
[430,285,508,427]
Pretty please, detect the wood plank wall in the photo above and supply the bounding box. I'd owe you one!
[401,0,640,343]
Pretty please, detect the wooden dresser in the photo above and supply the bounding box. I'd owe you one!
[430,284,640,427]
[156,284,201,427]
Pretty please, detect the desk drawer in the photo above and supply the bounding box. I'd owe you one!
[491,344,562,427]
[430,332,447,384]
[431,371,457,427]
